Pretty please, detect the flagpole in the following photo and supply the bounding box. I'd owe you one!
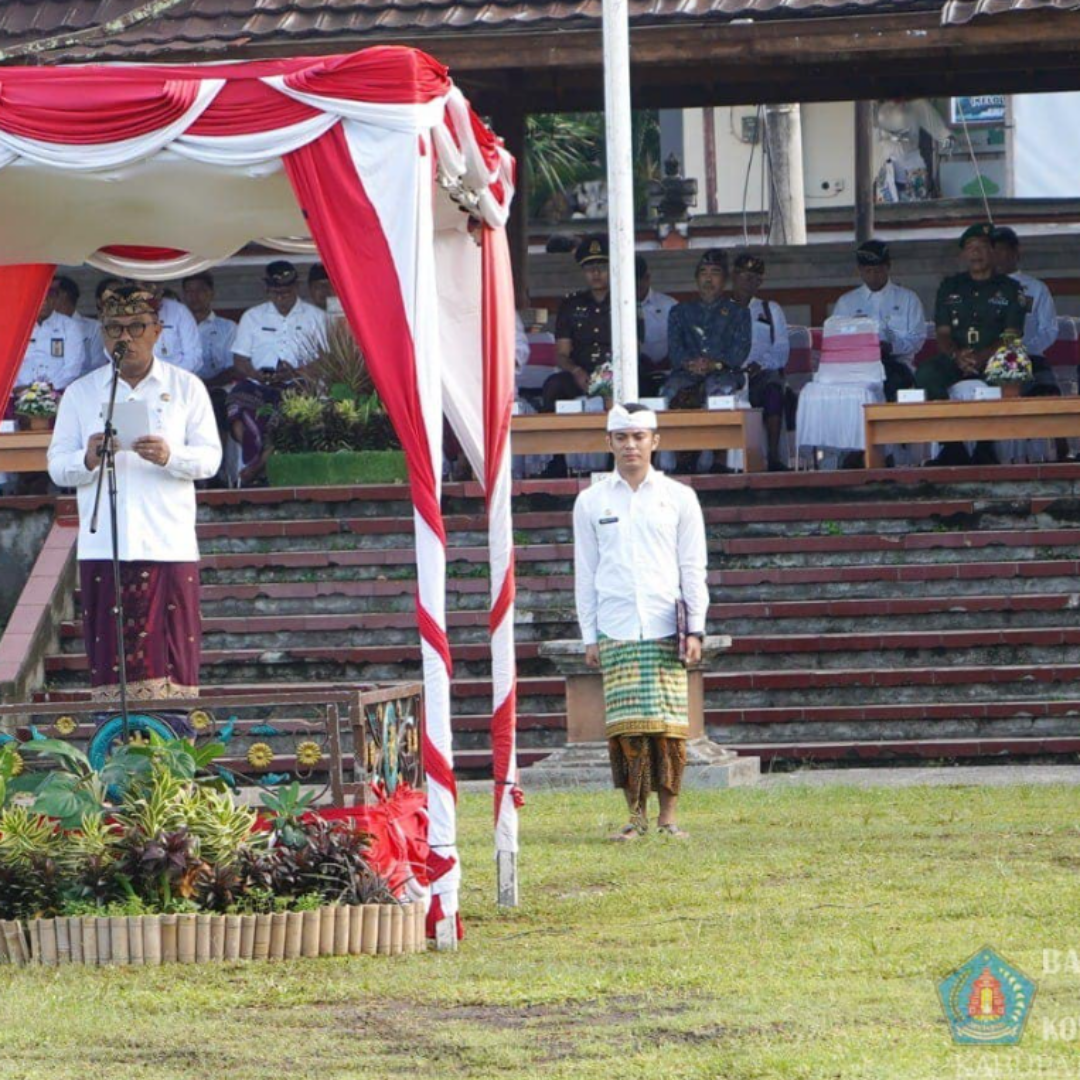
[602,0,639,404]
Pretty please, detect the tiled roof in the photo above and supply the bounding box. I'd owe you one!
[943,0,1080,21]
[0,1,945,62]
[0,0,1073,61]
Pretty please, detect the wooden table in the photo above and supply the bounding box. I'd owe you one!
[0,431,51,473]
[864,398,1080,469]
[511,408,765,472]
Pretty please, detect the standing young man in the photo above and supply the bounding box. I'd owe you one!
[573,403,709,841]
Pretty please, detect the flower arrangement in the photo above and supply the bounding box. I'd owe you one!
[13,382,58,419]
[587,361,614,399]
[983,334,1032,385]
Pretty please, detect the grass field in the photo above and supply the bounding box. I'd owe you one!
[1,782,1079,1080]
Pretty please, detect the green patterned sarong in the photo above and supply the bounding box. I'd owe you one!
[598,635,689,739]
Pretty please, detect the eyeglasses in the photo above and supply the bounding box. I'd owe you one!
[102,321,154,339]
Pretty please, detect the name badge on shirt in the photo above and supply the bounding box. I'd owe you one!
[50,338,64,357]
[599,516,619,525]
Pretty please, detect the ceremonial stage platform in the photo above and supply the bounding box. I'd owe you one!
[4,462,1080,774]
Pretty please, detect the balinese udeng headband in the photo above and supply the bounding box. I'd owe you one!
[100,286,159,319]
[607,404,658,432]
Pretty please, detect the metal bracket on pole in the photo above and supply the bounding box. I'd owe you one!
[497,851,519,909]
[434,917,458,952]
[602,0,640,404]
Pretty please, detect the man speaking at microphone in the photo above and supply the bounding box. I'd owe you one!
[48,284,221,701]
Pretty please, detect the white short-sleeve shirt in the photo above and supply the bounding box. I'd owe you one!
[232,299,329,371]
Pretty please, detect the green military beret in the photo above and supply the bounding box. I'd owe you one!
[958,222,994,248]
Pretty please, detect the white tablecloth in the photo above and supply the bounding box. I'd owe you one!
[795,381,885,453]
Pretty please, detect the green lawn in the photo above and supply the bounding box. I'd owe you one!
[2,783,1079,1079]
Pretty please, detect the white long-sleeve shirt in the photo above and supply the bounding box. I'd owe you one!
[640,288,678,364]
[833,280,927,364]
[15,311,86,389]
[1012,271,1058,358]
[514,313,530,372]
[47,359,222,562]
[197,312,239,378]
[745,297,790,371]
[573,467,708,646]
[156,297,204,375]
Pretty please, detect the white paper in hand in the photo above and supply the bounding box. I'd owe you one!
[102,400,151,450]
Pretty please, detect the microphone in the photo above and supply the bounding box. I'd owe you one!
[112,340,128,365]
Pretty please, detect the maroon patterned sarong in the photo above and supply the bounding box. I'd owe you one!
[80,560,201,701]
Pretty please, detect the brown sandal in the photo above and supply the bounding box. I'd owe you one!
[656,824,689,839]
[609,823,646,842]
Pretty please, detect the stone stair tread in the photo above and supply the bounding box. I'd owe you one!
[738,736,1080,761]
[43,641,545,673]
[199,544,571,570]
[726,626,1080,653]
[716,558,1080,586]
[192,498,1073,540]
[721,528,1080,556]
[710,699,1080,724]
[35,676,566,703]
[706,664,1080,691]
[58,618,1080,652]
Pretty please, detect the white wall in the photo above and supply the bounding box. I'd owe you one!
[683,102,855,216]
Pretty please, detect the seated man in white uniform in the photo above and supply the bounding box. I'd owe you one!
[833,240,925,401]
[11,287,86,403]
[50,276,99,377]
[131,279,203,375]
[636,255,677,396]
[227,260,329,485]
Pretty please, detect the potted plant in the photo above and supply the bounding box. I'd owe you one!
[984,333,1032,398]
[13,382,59,432]
[265,321,406,486]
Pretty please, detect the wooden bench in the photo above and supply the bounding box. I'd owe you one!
[864,398,1080,469]
[0,431,51,473]
[511,408,765,472]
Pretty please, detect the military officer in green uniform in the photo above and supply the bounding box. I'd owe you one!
[916,222,1025,466]
[543,234,612,412]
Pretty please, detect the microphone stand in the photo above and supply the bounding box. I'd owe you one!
[90,340,130,744]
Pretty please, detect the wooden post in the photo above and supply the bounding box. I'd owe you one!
[491,76,529,309]
[764,103,807,245]
[855,100,875,243]
[702,106,719,215]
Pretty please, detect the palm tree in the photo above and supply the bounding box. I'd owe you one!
[524,110,662,221]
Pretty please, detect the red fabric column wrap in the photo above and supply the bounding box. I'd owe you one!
[0,264,57,408]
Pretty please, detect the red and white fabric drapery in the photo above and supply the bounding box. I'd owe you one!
[0,46,520,938]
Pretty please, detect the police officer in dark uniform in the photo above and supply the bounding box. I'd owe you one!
[916,222,1025,465]
[543,234,612,412]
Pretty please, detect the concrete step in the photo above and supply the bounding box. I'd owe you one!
[702,663,1080,709]
[707,698,1080,745]
[734,736,1080,765]
[43,641,546,687]
[60,593,1080,650]
[191,497,1080,554]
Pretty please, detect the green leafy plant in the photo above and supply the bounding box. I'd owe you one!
[260,781,317,849]
[181,786,259,867]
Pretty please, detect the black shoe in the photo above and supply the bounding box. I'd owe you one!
[970,442,1000,466]
[767,457,790,473]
